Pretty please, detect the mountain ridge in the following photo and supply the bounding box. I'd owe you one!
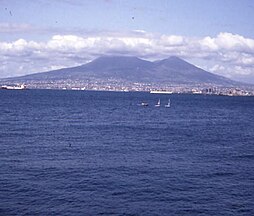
[1,55,243,87]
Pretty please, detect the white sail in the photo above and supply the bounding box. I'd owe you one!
[155,99,160,107]
[165,99,171,108]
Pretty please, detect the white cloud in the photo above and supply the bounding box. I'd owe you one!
[0,23,33,33]
[199,32,254,52]
[210,64,225,73]
[159,35,186,46]
[215,32,254,52]
[0,31,254,83]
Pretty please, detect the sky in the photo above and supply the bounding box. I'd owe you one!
[1,0,254,83]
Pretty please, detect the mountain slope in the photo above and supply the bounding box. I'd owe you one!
[2,55,240,86]
[15,56,155,82]
[153,56,233,85]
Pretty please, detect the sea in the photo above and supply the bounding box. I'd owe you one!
[0,90,253,216]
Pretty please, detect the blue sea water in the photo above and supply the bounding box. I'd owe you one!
[0,90,253,216]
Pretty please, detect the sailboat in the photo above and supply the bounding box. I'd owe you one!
[141,102,148,107]
[165,99,171,108]
[155,99,160,107]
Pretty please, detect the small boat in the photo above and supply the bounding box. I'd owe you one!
[165,99,171,108]
[155,99,160,107]
[141,102,148,107]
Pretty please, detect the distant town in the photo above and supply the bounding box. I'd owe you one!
[1,78,254,96]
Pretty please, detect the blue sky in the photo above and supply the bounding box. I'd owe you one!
[1,0,254,83]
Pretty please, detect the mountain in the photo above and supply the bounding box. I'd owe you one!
[14,56,155,82]
[153,56,233,85]
[1,56,241,87]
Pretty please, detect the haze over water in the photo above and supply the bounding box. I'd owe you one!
[0,90,253,215]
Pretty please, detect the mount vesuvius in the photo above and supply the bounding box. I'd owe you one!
[2,56,240,87]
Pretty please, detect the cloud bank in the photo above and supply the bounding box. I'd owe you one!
[1,30,254,83]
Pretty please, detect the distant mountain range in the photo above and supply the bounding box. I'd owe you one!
[1,56,242,87]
